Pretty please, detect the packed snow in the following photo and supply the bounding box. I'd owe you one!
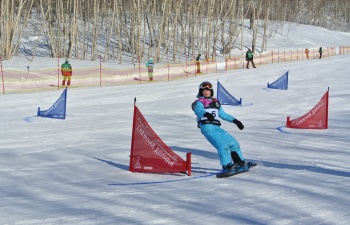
[1,23,350,225]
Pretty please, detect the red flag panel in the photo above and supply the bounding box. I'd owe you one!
[129,105,190,174]
[286,90,329,129]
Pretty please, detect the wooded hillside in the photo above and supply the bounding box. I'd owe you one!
[1,0,349,62]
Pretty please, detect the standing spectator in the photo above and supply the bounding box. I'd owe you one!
[319,47,323,59]
[145,58,154,81]
[305,48,309,59]
[196,54,201,73]
[245,48,256,69]
[61,59,72,86]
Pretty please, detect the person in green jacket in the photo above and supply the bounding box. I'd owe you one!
[245,49,256,69]
[319,47,323,59]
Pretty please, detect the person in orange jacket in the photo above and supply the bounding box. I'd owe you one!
[305,48,309,59]
[61,59,72,86]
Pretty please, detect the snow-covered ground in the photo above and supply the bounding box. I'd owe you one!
[1,23,350,224]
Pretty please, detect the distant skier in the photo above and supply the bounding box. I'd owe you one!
[146,58,154,81]
[305,48,309,59]
[319,47,323,59]
[61,59,72,86]
[245,48,256,69]
[196,54,201,73]
[191,81,248,172]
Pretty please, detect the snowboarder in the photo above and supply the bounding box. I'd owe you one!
[245,48,256,69]
[191,81,247,172]
[319,47,323,59]
[146,58,154,81]
[61,59,72,86]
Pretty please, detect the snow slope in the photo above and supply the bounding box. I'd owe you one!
[0,23,350,225]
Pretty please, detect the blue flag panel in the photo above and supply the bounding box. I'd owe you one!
[217,80,242,106]
[37,88,67,119]
[267,71,288,90]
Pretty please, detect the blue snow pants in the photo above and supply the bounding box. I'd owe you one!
[200,124,244,166]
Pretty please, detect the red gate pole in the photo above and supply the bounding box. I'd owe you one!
[0,57,5,94]
[99,54,102,86]
[57,57,60,90]
[167,53,170,81]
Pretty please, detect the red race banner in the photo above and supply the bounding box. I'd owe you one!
[129,101,191,175]
[286,88,329,129]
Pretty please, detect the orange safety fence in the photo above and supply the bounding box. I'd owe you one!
[1,46,349,94]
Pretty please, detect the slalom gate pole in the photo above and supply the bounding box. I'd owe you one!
[186,152,192,176]
[0,57,4,94]
[99,54,102,87]
[57,57,60,90]
[129,97,137,172]
[325,87,329,129]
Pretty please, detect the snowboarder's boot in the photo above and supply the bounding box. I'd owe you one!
[222,162,234,172]
[234,161,247,171]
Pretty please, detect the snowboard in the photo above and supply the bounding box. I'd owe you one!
[216,162,257,178]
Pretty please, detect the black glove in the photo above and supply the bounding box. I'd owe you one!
[204,112,214,122]
[233,119,244,130]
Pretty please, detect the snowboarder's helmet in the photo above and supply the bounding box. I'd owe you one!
[197,81,214,98]
[65,59,69,63]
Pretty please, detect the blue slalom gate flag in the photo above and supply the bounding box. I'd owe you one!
[267,71,289,90]
[217,80,242,106]
[37,88,67,119]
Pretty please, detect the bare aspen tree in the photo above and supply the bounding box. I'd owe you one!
[133,0,144,63]
[141,1,150,62]
[81,2,90,60]
[145,0,158,59]
[250,1,256,52]
[0,0,34,59]
[1,0,350,61]
[90,0,100,60]
[210,1,223,59]
[154,0,169,62]
[12,0,35,57]
[261,0,272,52]
[170,0,182,63]
[251,0,262,53]
[220,0,236,56]
[240,0,244,51]
[188,2,195,58]
[57,1,63,58]
[228,2,244,55]
[129,1,136,64]
[113,1,123,64]
[195,2,206,56]
[205,0,215,59]
[188,0,202,58]
[101,1,115,61]
[39,0,56,57]
[158,1,172,62]
[70,0,79,59]
[179,1,190,60]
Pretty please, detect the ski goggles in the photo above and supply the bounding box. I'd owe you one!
[200,82,213,90]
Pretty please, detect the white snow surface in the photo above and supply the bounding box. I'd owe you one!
[1,24,350,225]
